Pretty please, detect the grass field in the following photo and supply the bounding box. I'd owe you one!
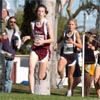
[0,84,99,100]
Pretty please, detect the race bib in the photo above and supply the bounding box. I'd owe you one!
[34,35,44,46]
[63,43,74,54]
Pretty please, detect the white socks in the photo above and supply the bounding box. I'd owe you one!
[57,78,65,89]
[61,78,65,83]
[67,90,72,97]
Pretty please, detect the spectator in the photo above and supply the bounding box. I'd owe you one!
[22,4,54,94]
[2,8,10,33]
[1,16,21,93]
[2,8,9,22]
[2,8,20,34]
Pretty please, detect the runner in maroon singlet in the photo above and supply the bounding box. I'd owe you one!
[22,4,54,94]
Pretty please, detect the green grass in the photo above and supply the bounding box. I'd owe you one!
[0,84,99,100]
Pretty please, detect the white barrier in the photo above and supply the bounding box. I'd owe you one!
[14,55,29,84]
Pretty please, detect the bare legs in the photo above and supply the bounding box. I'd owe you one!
[84,71,93,96]
[57,57,67,89]
[57,57,75,96]
[72,77,81,89]
[67,65,75,91]
[58,57,67,79]
[28,52,38,94]
[28,52,48,94]
[38,59,48,80]
[94,66,100,98]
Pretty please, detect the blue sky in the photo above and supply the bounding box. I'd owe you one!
[5,0,25,15]
[61,0,97,32]
[5,0,97,32]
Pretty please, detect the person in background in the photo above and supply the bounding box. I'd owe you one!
[2,8,9,22]
[53,18,82,96]
[22,4,54,94]
[0,8,10,92]
[84,31,98,96]
[1,16,21,93]
[2,8,10,33]
[94,53,100,98]
[2,8,20,35]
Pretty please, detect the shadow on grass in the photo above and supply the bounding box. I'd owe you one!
[12,84,97,98]
[50,86,67,96]
[51,92,65,96]
[12,84,30,94]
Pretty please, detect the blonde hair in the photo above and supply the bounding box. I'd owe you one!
[64,18,77,30]
[67,18,77,27]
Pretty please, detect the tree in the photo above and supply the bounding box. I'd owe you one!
[39,0,57,89]
[18,0,39,54]
[21,0,37,37]
[65,0,100,32]
[95,0,100,34]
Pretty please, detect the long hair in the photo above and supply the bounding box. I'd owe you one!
[35,4,48,14]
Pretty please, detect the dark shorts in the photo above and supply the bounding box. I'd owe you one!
[97,54,100,65]
[60,47,76,65]
[60,53,76,66]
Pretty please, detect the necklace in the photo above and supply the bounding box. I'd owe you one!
[36,21,42,27]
